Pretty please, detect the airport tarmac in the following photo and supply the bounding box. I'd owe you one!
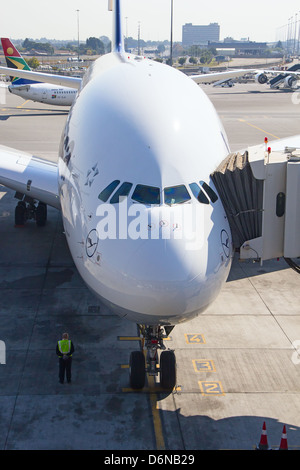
[1,83,300,451]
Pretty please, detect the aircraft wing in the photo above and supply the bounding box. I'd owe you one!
[254,69,300,76]
[190,69,253,84]
[0,145,60,209]
[266,134,300,151]
[0,66,81,90]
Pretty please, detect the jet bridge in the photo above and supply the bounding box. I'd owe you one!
[211,142,300,270]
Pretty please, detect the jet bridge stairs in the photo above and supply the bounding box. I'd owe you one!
[211,142,300,273]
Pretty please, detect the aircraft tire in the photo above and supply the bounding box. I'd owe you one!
[129,351,145,389]
[160,350,176,390]
[15,202,26,226]
[36,202,47,227]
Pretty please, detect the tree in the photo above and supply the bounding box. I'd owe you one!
[27,57,40,69]
[200,49,213,64]
[86,37,105,55]
[22,38,54,55]
[178,57,186,66]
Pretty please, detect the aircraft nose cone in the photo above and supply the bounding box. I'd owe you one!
[120,232,206,320]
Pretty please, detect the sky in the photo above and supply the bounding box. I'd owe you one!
[1,0,300,44]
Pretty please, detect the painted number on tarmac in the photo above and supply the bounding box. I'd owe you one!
[185,334,205,344]
[193,359,216,372]
[198,381,225,396]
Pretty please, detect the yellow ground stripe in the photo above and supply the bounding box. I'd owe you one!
[17,100,31,108]
[118,336,142,341]
[239,119,280,140]
[119,333,167,449]
[147,374,165,450]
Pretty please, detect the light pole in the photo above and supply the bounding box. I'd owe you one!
[170,0,173,66]
[76,9,80,62]
[138,21,141,55]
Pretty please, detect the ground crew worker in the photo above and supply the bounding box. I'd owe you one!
[56,332,74,384]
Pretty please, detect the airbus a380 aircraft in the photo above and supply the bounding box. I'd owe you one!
[0,1,298,390]
[0,38,77,106]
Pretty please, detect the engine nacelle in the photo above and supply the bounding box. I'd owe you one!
[255,73,268,85]
[284,75,298,88]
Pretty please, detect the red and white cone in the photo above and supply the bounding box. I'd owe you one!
[256,421,269,450]
[279,425,288,450]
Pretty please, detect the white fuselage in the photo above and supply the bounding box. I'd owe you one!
[58,52,233,325]
[8,82,76,106]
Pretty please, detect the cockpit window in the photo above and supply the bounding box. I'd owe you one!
[132,184,160,205]
[164,185,191,205]
[189,183,209,204]
[110,182,133,203]
[200,181,218,203]
[98,180,120,202]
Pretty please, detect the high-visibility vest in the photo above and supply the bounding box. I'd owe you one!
[58,339,72,356]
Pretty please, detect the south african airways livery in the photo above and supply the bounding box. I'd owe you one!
[1,38,76,106]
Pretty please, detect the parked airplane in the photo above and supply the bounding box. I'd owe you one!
[1,38,77,105]
[0,1,298,390]
[254,63,300,89]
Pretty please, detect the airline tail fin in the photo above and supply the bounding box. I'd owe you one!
[109,0,125,53]
[1,38,39,85]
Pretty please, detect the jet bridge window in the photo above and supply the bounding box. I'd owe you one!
[132,184,160,205]
[110,182,133,203]
[164,185,191,205]
[98,180,120,202]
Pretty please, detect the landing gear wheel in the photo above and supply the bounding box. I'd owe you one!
[15,201,26,226]
[160,350,176,390]
[129,351,145,390]
[36,202,47,227]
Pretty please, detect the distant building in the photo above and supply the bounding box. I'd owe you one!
[209,41,267,56]
[182,23,220,46]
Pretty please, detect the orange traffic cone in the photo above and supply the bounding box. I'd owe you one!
[279,425,288,450]
[256,421,269,450]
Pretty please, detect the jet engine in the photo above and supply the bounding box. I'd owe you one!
[284,75,298,88]
[255,73,268,85]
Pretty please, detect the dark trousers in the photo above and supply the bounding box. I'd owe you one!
[59,357,72,383]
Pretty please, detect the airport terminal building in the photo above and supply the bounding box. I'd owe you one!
[182,23,220,46]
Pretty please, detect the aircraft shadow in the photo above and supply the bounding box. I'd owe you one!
[0,111,69,120]
[226,252,291,281]
[211,89,293,96]
[158,408,299,450]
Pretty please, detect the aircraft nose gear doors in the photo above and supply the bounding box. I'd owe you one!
[129,325,176,390]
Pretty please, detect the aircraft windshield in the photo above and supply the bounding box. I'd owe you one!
[98,180,120,202]
[164,185,191,205]
[200,181,218,203]
[189,181,218,204]
[110,182,133,203]
[132,184,160,205]
[98,179,218,206]
[189,182,209,204]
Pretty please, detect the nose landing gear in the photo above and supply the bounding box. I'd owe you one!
[14,195,47,227]
[129,325,176,390]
